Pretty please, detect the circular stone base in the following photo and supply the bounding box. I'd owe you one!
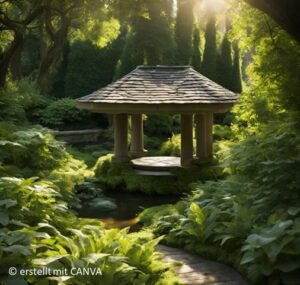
[131,156,181,171]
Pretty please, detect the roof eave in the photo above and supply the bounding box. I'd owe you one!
[76,101,235,114]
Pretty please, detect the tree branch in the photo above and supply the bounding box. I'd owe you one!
[244,0,300,43]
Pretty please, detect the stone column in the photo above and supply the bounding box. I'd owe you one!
[181,114,193,167]
[195,112,213,161]
[130,114,145,158]
[113,114,129,162]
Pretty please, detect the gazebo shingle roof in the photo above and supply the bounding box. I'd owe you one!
[77,66,238,105]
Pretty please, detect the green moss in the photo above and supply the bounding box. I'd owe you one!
[94,154,224,194]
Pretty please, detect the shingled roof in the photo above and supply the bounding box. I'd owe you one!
[76,66,238,114]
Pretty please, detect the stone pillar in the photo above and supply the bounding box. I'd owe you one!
[130,114,146,158]
[113,114,129,162]
[181,114,193,167]
[195,112,213,161]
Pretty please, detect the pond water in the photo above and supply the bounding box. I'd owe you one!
[76,190,180,230]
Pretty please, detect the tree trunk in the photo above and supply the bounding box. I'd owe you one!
[37,13,70,82]
[0,32,24,88]
[10,40,24,81]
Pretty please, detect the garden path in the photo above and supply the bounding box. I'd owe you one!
[157,244,249,285]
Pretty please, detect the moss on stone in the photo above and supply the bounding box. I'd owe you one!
[94,154,224,194]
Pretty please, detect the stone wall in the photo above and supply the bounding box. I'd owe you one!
[54,129,103,144]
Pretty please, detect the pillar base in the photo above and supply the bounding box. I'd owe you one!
[112,155,130,163]
[129,149,148,159]
[180,158,194,168]
[195,156,213,163]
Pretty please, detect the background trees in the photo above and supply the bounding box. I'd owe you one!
[1,0,243,95]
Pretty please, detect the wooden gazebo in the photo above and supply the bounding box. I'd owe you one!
[76,66,238,168]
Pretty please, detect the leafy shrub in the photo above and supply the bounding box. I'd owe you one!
[145,115,180,137]
[0,78,48,123]
[0,123,90,205]
[213,124,232,140]
[38,98,91,128]
[0,124,87,176]
[39,98,109,129]
[159,134,182,156]
[144,135,164,153]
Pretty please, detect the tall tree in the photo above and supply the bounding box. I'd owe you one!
[216,33,233,89]
[113,26,144,79]
[0,1,42,87]
[37,3,72,82]
[114,0,175,78]
[37,0,107,84]
[231,42,242,93]
[201,13,217,80]
[175,0,195,65]
[191,27,201,71]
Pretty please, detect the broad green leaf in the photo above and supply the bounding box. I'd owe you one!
[33,255,67,266]
[246,234,276,247]
[287,207,300,216]
[276,260,300,272]
[240,251,255,265]
[3,245,32,256]
[0,199,17,208]
[83,253,110,264]
[0,212,9,225]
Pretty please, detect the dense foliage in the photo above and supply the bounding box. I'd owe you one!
[0,125,181,284]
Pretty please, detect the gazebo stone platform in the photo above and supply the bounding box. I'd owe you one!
[131,156,180,171]
[77,65,238,169]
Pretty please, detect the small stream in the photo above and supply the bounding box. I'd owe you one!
[76,189,180,230]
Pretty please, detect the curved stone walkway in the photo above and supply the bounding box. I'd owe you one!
[157,245,249,285]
